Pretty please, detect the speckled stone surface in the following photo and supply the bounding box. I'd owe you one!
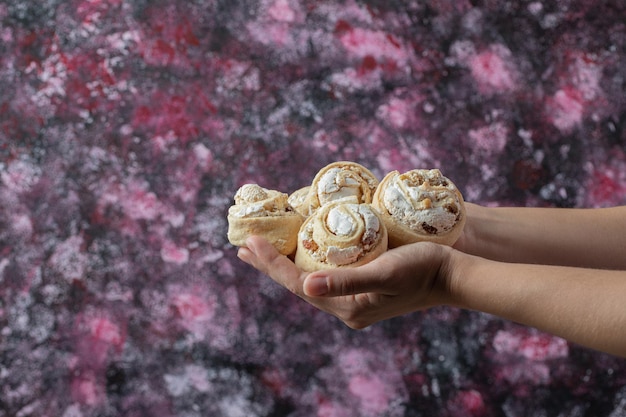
[1,1,625,416]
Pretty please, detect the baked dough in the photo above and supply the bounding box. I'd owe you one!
[372,169,465,247]
[227,184,304,256]
[288,186,311,217]
[304,161,379,216]
[295,198,388,272]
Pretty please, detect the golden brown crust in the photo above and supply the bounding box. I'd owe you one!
[372,169,466,247]
[295,199,388,272]
[227,215,303,255]
[227,184,304,256]
[288,186,311,217]
[304,161,379,216]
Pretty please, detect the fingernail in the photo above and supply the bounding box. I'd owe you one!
[237,247,251,263]
[305,276,328,297]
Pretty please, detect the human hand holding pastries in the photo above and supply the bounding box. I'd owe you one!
[372,169,465,247]
[230,163,626,357]
[238,235,449,329]
[227,161,465,266]
[238,205,626,358]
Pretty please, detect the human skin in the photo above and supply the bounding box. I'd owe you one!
[456,203,626,270]
[237,203,626,357]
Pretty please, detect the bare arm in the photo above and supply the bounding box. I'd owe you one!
[239,236,626,357]
[446,250,626,357]
[456,203,626,269]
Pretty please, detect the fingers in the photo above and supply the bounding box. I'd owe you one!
[303,253,396,298]
[302,243,445,299]
[238,236,305,295]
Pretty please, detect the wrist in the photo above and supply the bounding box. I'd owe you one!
[454,202,486,254]
[456,203,516,262]
[439,247,481,309]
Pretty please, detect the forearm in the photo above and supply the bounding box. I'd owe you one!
[446,250,626,357]
[460,203,626,269]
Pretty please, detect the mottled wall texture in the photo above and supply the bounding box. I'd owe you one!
[1,1,625,416]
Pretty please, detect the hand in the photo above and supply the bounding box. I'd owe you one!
[237,236,453,329]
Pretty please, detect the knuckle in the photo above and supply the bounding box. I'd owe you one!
[285,283,298,294]
[327,275,356,296]
[341,279,357,297]
[283,277,302,296]
[327,275,355,296]
[267,252,284,271]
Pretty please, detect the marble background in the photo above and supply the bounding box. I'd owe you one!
[1,1,625,416]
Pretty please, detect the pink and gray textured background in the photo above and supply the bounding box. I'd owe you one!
[1,1,626,416]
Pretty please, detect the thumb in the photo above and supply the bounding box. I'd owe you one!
[303,263,388,297]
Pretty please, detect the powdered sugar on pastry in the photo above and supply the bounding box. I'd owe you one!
[382,170,462,235]
[326,244,362,265]
[305,161,379,216]
[316,167,363,205]
[355,204,381,249]
[326,203,358,235]
[229,184,292,218]
[287,186,310,216]
[227,183,303,256]
[326,203,381,264]
[299,202,382,266]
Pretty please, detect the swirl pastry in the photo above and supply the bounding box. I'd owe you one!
[304,161,379,215]
[372,169,465,247]
[295,198,388,272]
[288,186,311,217]
[227,184,303,256]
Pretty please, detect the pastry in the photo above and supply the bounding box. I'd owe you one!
[372,169,465,247]
[227,184,304,256]
[288,186,311,217]
[295,198,388,272]
[304,161,379,215]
